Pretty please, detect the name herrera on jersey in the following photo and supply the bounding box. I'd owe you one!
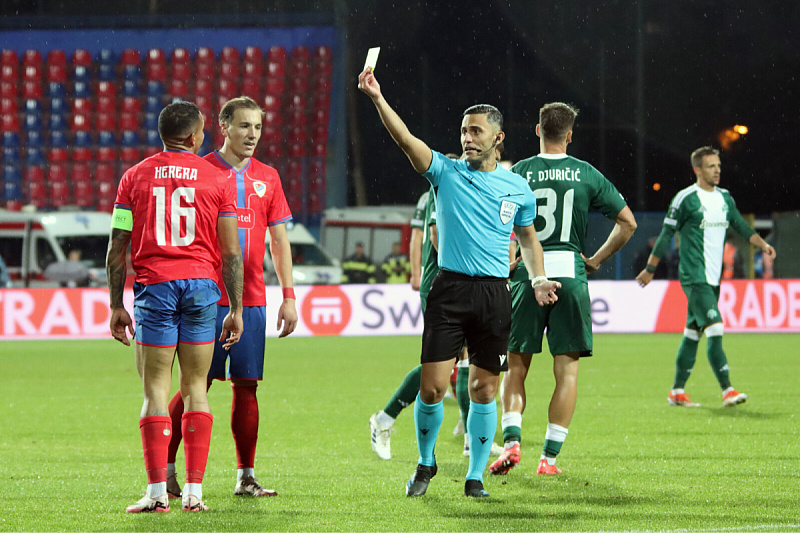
[154,166,198,180]
[700,220,729,229]
[527,169,581,182]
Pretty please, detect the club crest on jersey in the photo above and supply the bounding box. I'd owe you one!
[499,200,517,225]
[253,181,267,198]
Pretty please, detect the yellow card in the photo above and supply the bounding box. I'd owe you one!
[363,47,380,71]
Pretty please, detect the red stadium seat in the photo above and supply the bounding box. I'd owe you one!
[195,78,213,98]
[290,76,308,94]
[48,148,69,164]
[287,94,306,112]
[267,61,285,79]
[148,48,166,65]
[260,124,282,144]
[120,146,141,163]
[72,97,92,115]
[95,113,115,132]
[287,109,306,127]
[73,180,94,207]
[315,46,332,62]
[0,97,16,115]
[95,97,115,115]
[169,79,189,99]
[97,81,116,98]
[262,142,283,160]
[311,125,328,144]
[1,113,20,132]
[267,46,286,64]
[119,112,139,131]
[243,61,262,80]
[147,62,167,82]
[1,64,17,83]
[287,126,307,144]
[244,46,262,64]
[291,46,310,62]
[72,147,92,163]
[285,191,303,212]
[312,107,329,126]
[23,80,42,99]
[172,62,191,81]
[314,76,332,94]
[263,94,281,112]
[241,78,260,100]
[46,63,67,84]
[315,59,333,78]
[1,50,18,67]
[285,175,303,196]
[23,50,42,67]
[96,198,114,213]
[94,163,116,183]
[288,142,306,158]
[23,64,42,82]
[220,62,239,80]
[121,48,141,66]
[144,146,161,158]
[96,147,116,162]
[308,158,325,182]
[265,77,284,96]
[72,163,92,183]
[218,78,237,99]
[0,82,16,99]
[308,192,324,215]
[171,48,190,65]
[220,47,239,64]
[121,96,140,114]
[48,181,71,208]
[263,110,283,127]
[72,49,92,67]
[312,142,326,158]
[196,95,212,117]
[26,181,46,207]
[287,158,303,179]
[95,181,116,202]
[47,50,67,67]
[196,47,214,65]
[313,92,331,112]
[25,166,45,184]
[196,61,215,82]
[291,60,310,79]
[48,164,68,183]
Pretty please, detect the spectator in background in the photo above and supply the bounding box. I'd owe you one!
[722,235,744,279]
[0,253,10,288]
[633,237,668,279]
[381,241,411,283]
[342,242,376,283]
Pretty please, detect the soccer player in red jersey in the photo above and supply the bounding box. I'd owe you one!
[166,96,297,498]
[106,101,245,513]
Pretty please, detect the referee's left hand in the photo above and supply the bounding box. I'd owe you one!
[533,279,561,306]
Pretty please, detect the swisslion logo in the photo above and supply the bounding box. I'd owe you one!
[301,286,352,336]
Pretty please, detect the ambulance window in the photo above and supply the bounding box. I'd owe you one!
[36,238,57,270]
[0,237,23,267]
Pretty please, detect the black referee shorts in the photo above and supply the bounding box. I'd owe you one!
[421,270,511,373]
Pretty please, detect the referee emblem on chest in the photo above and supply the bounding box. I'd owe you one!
[500,200,517,224]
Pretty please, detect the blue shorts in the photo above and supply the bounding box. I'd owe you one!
[208,305,266,381]
[133,279,221,347]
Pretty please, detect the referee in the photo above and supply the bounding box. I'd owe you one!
[358,67,560,498]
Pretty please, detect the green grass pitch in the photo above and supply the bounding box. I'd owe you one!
[0,333,798,532]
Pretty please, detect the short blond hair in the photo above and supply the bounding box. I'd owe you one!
[218,96,264,126]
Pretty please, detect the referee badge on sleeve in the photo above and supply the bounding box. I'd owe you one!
[500,200,517,225]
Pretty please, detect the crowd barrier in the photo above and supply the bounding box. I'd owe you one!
[1,280,799,340]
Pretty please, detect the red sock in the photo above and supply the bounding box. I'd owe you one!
[139,416,172,484]
[182,411,213,484]
[167,391,184,464]
[231,384,259,469]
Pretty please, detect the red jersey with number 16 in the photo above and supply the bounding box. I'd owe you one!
[114,150,238,285]
[204,152,292,307]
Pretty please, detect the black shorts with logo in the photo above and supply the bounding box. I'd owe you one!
[421,270,511,373]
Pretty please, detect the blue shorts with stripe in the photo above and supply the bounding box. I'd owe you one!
[209,305,267,381]
[133,279,220,347]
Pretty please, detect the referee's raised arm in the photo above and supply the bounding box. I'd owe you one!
[358,67,433,174]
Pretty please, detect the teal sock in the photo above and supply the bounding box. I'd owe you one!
[673,336,699,389]
[383,365,422,419]
[706,336,731,390]
[413,393,442,467]
[456,366,470,429]
[466,400,497,482]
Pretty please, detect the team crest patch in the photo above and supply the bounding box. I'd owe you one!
[499,200,517,224]
[253,181,267,198]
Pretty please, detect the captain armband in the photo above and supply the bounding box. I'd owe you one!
[111,208,133,231]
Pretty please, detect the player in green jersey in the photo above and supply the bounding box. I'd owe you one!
[490,102,637,476]
[635,146,776,407]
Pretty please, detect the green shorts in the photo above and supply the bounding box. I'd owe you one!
[508,277,592,357]
[682,282,722,331]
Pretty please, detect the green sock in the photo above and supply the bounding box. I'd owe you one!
[383,365,422,419]
[456,365,470,429]
[542,423,568,458]
[673,336,699,389]
[502,425,522,444]
[706,336,731,390]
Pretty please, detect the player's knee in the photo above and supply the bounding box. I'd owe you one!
[683,328,701,341]
[705,323,724,337]
[469,379,498,404]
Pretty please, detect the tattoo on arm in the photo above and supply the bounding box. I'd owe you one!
[106,228,131,309]
[221,252,244,311]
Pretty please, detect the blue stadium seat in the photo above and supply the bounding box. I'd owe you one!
[144,112,159,131]
[25,147,44,166]
[73,81,90,99]
[24,99,42,116]
[122,80,139,97]
[26,130,43,148]
[49,130,67,148]
[199,133,213,157]
[73,65,91,83]
[145,130,161,147]
[3,164,22,183]
[47,82,66,99]
[2,131,20,148]
[97,49,116,65]
[146,81,164,99]
[49,97,67,115]
[2,149,20,167]
[98,131,115,147]
[73,130,92,147]
[124,64,141,82]
[98,63,115,81]
[121,130,139,147]
[48,114,66,132]
[145,96,162,113]
[23,114,42,132]
[5,181,22,201]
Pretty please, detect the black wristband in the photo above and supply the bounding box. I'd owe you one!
[645,264,656,274]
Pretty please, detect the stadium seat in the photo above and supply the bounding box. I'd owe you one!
[260,124,281,144]
[308,192,324,215]
[312,107,329,126]
[119,112,139,131]
[290,60,310,79]
[72,162,92,183]
[312,142,326,158]
[220,62,239,80]
[120,146,140,163]
[72,49,92,67]
[314,76,332,94]
[287,94,307,112]
[2,148,20,166]
[96,112,115,132]
[97,49,115,65]
[49,96,67,114]
[73,131,92,148]
[168,79,188,100]
[23,64,42,82]
[94,162,116,183]
[2,131,20,148]
[263,94,281,112]
[145,96,162,113]
[47,64,67,84]
[308,158,326,183]
[145,130,161,147]
[244,46,262,64]
[3,164,22,184]
[263,110,283,127]
[147,48,166,65]
[315,45,332,62]
[121,48,141,66]
[49,130,67,148]
[244,61,262,80]
[48,164,68,183]
[47,49,67,67]
[288,142,306,158]
[121,131,139,147]
[1,49,18,66]
[122,80,139,97]
[144,112,158,131]
[285,191,303,212]
[26,130,43,148]
[287,158,303,180]
[267,46,286,64]
[265,77,284,96]
[220,47,239,64]
[71,65,90,83]
[72,97,91,115]
[73,81,91,99]
[195,96,212,118]
[147,62,167,83]
[73,179,94,207]
[196,47,214,65]
[0,81,16,99]
[241,78,260,100]
[1,64,17,83]
[312,125,328,144]
[24,81,43,99]
[95,180,116,201]
[98,131,115,147]
[124,64,141,83]
[285,175,303,196]
[5,181,23,203]
[172,62,191,81]
[287,109,306,128]
[267,61,285,79]
[262,142,283,160]
[72,147,92,163]
[0,97,16,115]
[218,78,237,99]
[171,47,190,65]
[196,62,215,81]
[96,146,116,162]
[23,50,42,68]
[290,76,308,94]
[1,114,19,132]
[291,46,310,62]
[26,180,46,207]
[144,146,161,158]
[195,78,213,98]
[71,114,91,132]
[48,147,69,165]
[25,165,45,183]
[315,59,333,78]
[96,97,115,114]
[313,92,331,112]
[48,181,71,208]
[97,81,116,98]
[98,63,115,81]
